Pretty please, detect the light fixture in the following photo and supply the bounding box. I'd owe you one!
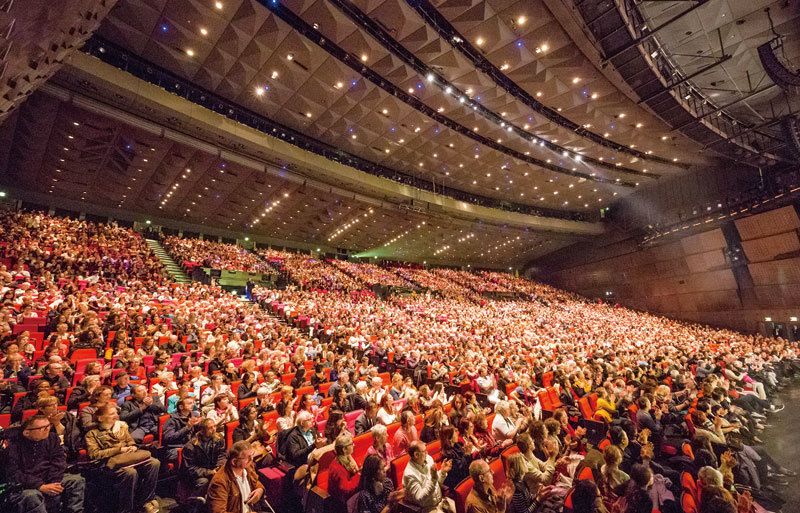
[590,93,598,99]
[476,37,484,46]
[255,87,265,96]
[426,73,434,82]
[186,49,195,57]
[200,28,208,36]
[572,77,580,84]
[271,71,278,79]
[305,112,312,118]
[215,1,223,9]
[517,15,527,25]
[540,43,549,52]
[335,81,343,88]
[382,108,388,114]
[635,123,643,128]
[361,54,368,62]
[536,91,542,97]
[618,113,626,118]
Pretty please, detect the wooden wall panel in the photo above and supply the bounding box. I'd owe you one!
[685,249,726,273]
[735,206,800,240]
[680,228,727,255]
[749,258,800,286]
[740,231,800,263]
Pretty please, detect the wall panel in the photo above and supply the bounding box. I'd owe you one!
[740,231,800,263]
[735,206,800,240]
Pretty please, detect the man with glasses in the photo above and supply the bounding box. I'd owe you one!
[402,440,454,513]
[207,441,265,513]
[5,414,86,513]
[464,459,510,513]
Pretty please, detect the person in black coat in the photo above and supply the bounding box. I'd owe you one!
[180,418,227,497]
[11,378,52,424]
[441,425,475,490]
[119,384,164,443]
[4,415,86,513]
[355,401,379,435]
[162,397,203,463]
[283,410,326,467]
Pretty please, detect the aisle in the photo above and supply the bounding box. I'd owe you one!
[763,385,800,506]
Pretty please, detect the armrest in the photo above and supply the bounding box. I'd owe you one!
[398,500,423,513]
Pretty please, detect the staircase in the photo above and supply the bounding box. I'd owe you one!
[146,239,191,284]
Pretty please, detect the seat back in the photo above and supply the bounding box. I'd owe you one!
[158,414,171,444]
[353,431,373,465]
[426,440,442,463]
[225,421,239,448]
[345,409,363,434]
[578,397,594,420]
[681,472,698,502]
[454,477,475,513]
[500,445,520,469]
[577,466,594,481]
[682,491,698,513]
[390,453,411,488]
[314,449,337,492]
[588,393,598,412]
[489,457,506,491]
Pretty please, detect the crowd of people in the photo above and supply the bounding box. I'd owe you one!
[0,210,798,513]
[162,237,271,274]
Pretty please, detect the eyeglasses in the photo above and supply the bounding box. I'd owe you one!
[26,424,51,432]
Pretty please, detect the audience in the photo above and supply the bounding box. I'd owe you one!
[1,210,798,513]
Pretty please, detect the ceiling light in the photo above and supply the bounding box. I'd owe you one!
[661,135,669,140]
[215,1,223,9]
[361,54,368,62]
[385,149,390,153]
[590,92,598,99]
[286,54,293,61]
[306,112,312,118]
[618,113,626,118]
[635,123,643,128]
[540,43,549,52]
[255,87,265,96]
[186,49,195,57]
[500,63,509,70]
[476,37,484,46]
[271,71,278,79]
[517,15,527,25]
[572,77,580,84]
[335,81,343,88]
[536,91,542,97]
[408,87,414,93]
[200,28,208,36]
[426,73,434,82]
[382,108,388,114]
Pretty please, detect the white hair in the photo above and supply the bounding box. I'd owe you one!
[371,423,387,441]
[698,466,723,487]
[355,381,368,393]
[295,410,313,427]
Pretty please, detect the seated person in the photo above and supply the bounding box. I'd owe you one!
[181,418,227,497]
[162,397,203,462]
[207,441,266,513]
[5,415,86,513]
[85,403,161,513]
[283,410,326,467]
[119,384,164,443]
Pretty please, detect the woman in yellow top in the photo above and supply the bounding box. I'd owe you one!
[594,388,617,423]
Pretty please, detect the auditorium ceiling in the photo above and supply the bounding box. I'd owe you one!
[637,0,800,141]
[90,0,712,211]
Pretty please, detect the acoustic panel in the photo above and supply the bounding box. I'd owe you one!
[735,206,800,241]
[740,230,800,263]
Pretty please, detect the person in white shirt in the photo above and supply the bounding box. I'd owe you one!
[201,374,235,414]
[207,441,264,513]
[402,441,453,513]
[491,401,521,447]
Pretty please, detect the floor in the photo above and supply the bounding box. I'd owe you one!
[763,383,800,508]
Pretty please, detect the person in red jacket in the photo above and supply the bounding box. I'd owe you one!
[327,433,361,506]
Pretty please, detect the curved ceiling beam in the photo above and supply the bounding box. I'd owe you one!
[258,0,636,189]
[326,0,655,179]
[406,0,687,170]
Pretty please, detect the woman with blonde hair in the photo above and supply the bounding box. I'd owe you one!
[366,423,394,471]
[600,444,629,496]
[506,452,552,513]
